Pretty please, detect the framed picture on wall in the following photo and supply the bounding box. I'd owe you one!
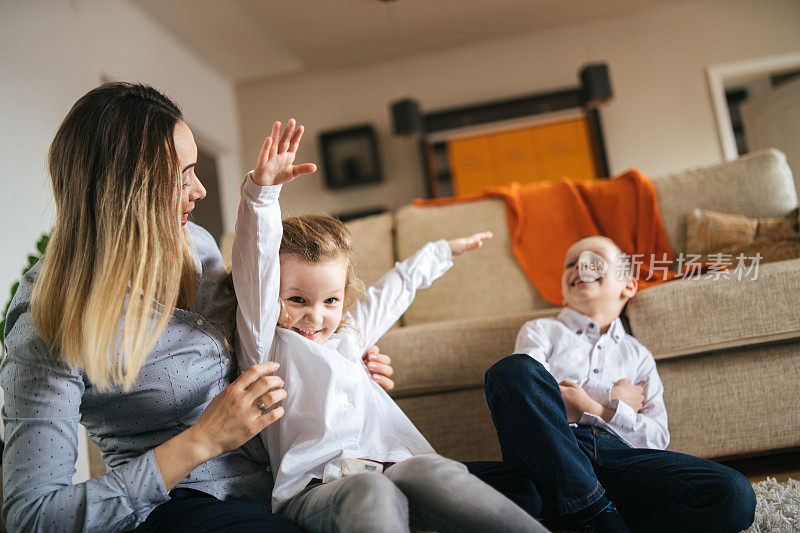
[319,124,383,189]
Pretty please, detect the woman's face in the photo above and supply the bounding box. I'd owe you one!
[173,121,207,226]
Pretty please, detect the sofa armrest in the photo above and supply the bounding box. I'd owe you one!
[626,258,800,359]
[378,309,558,398]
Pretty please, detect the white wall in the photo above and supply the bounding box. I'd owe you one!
[0,0,243,334]
[237,0,800,218]
[0,0,243,479]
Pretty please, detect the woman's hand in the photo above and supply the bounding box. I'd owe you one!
[190,361,286,458]
[153,361,286,490]
[363,345,395,392]
[252,118,317,187]
[448,231,493,257]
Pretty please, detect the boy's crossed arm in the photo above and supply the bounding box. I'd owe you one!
[559,360,668,450]
[610,379,646,412]
[559,379,645,424]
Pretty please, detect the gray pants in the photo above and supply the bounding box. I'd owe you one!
[278,454,549,533]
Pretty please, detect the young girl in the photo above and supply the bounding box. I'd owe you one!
[232,120,548,533]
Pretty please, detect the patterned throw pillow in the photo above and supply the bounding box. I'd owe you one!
[685,208,800,263]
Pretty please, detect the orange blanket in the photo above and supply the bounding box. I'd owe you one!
[415,170,677,305]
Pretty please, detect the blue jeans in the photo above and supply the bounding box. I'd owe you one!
[134,488,301,532]
[485,354,756,532]
[463,460,543,519]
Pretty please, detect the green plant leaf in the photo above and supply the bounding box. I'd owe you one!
[2,232,50,354]
[36,235,50,255]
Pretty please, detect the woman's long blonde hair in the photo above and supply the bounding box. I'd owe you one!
[32,82,196,390]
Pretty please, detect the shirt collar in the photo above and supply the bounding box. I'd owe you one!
[557,307,624,344]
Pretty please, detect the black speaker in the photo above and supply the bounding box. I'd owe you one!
[579,63,612,106]
[390,98,423,135]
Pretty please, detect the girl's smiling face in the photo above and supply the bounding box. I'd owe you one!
[278,255,348,344]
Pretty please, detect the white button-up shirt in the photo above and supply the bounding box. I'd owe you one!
[514,308,669,450]
[232,177,451,512]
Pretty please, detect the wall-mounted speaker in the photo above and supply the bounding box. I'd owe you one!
[390,98,423,135]
[580,63,612,107]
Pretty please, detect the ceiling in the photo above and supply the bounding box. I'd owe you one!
[130,0,674,82]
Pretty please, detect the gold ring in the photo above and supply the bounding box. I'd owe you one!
[256,399,266,411]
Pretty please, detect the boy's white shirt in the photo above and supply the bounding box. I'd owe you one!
[515,307,670,450]
[232,175,450,512]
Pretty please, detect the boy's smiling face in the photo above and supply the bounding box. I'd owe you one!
[561,236,637,318]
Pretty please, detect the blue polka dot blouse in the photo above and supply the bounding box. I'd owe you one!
[1,223,274,531]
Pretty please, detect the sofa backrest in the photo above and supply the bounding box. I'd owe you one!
[394,198,553,326]
[225,149,796,331]
[651,148,797,255]
[345,212,396,288]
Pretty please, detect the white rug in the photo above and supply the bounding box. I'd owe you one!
[746,477,800,532]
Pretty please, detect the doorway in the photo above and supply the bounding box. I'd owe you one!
[706,51,800,192]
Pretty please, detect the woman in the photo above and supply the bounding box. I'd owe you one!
[0,82,395,532]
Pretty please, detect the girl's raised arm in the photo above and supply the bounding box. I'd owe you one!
[232,119,316,369]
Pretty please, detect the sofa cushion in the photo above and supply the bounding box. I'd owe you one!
[658,341,800,458]
[625,258,800,359]
[380,310,558,397]
[685,207,800,263]
[652,148,797,255]
[346,212,396,288]
[686,207,798,251]
[396,388,501,462]
[685,208,760,254]
[394,199,554,326]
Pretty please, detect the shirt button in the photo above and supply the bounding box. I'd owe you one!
[589,324,595,329]
[196,319,204,326]
[597,345,603,350]
[593,368,599,373]
[576,330,583,335]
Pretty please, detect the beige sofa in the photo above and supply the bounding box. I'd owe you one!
[341,148,799,462]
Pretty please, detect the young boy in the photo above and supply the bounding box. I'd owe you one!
[484,236,756,532]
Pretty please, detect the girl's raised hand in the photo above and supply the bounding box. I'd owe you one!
[252,118,317,187]
[448,231,493,257]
